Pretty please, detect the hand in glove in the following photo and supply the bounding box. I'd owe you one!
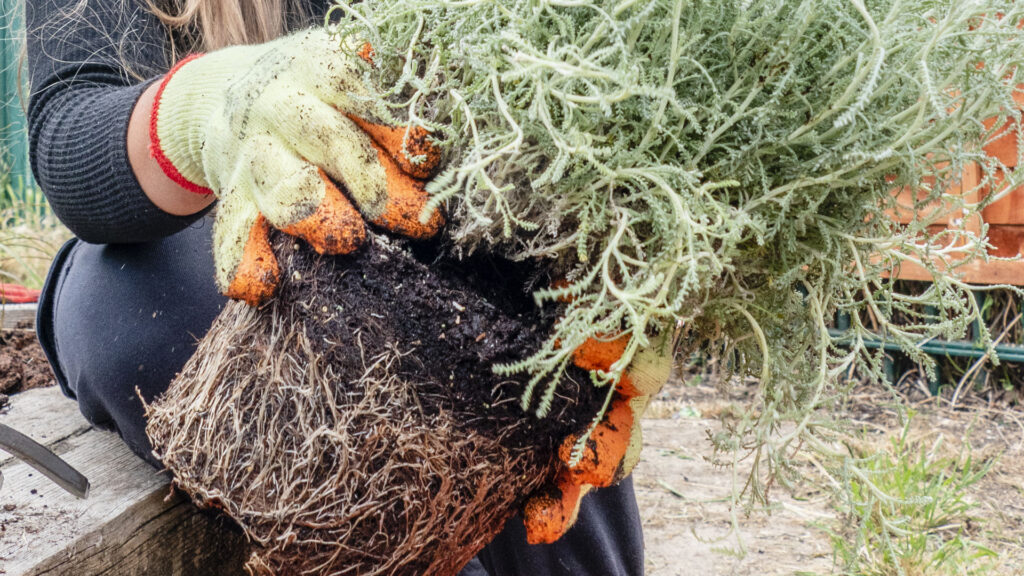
[149,29,442,305]
[523,335,674,544]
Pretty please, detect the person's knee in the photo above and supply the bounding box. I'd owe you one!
[47,222,225,464]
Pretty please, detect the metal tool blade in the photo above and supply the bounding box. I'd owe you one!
[0,423,90,499]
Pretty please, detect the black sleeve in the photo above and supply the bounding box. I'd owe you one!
[26,0,207,244]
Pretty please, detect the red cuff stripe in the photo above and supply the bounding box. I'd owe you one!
[149,53,214,196]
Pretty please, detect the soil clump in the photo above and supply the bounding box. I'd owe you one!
[147,232,601,576]
[0,327,54,397]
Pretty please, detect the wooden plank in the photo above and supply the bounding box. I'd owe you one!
[962,164,984,236]
[982,173,1024,225]
[26,488,250,576]
[0,387,87,467]
[986,225,1024,258]
[953,259,1024,285]
[982,83,1023,168]
[0,428,249,576]
[0,389,249,575]
[1,429,166,571]
[885,162,1024,285]
[0,304,36,330]
[886,258,1024,286]
[890,163,982,226]
[887,86,1024,285]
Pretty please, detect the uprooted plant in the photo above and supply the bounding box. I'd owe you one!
[146,233,605,575]
[330,0,1024,506]
[148,1,1024,573]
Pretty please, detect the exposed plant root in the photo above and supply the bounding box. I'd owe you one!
[146,233,598,575]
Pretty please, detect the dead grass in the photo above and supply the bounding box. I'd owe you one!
[0,181,69,289]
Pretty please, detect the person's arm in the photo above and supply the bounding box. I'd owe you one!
[26,0,211,244]
[125,82,214,217]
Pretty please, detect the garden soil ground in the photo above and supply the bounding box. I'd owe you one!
[635,379,833,575]
[4,328,1024,575]
[0,328,54,399]
[636,377,1024,575]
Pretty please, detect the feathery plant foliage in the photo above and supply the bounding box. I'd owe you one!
[330,0,1024,503]
[829,423,996,576]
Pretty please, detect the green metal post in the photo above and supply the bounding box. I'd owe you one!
[835,312,850,331]
[1,0,31,193]
[967,290,988,390]
[884,354,896,385]
[923,305,942,395]
[971,291,986,344]
[1020,293,1024,345]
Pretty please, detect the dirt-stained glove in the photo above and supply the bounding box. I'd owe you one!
[149,29,442,305]
[523,335,674,544]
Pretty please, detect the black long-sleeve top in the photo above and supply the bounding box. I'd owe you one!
[26,0,329,244]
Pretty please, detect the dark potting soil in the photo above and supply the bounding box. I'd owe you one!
[147,232,606,576]
[272,231,603,462]
[0,328,54,398]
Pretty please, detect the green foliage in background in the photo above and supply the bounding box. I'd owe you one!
[828,422,996,576]
[0,116,63,291]
[332,0,1024,494]
[0,0,68,290]
[0,174,67,290]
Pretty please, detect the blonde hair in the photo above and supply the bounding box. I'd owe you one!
[148,0,307,56]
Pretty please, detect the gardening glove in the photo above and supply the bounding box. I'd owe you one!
[522,335,673,544]
[149,29,443,306]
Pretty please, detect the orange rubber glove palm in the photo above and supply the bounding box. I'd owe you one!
[523,335,674,544]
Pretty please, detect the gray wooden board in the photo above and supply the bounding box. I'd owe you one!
[0,388,248,575]
[0,305,36,331]
[0,388,85,468]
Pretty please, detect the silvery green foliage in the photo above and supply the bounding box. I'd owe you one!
[332,0,1023,499]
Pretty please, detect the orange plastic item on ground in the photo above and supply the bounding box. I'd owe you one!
[0,283,41,304]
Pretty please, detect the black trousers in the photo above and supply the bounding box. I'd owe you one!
[36,216,644,576]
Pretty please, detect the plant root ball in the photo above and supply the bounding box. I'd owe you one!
[145,232,599,576]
